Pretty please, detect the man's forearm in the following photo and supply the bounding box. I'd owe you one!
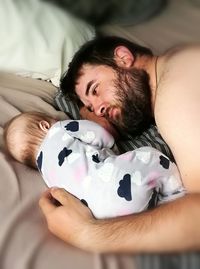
[87,193,200,253]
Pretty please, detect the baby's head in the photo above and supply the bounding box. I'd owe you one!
[4,112,57,168]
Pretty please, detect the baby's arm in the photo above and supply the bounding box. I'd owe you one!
[63,119,115,149]
[132,147,185,205]
[152,149,186,203]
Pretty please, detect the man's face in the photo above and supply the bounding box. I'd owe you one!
[75,64,152,134]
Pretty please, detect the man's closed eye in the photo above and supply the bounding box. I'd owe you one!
[87,106,93,112]
[91,84,98,96]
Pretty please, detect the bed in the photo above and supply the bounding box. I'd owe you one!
[0,0,200,268]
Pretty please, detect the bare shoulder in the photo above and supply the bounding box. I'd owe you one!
[155,44,200,192]
[163,43,200,60]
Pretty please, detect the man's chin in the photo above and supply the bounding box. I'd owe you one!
[107,118,126,134]
[106,117,121,129]
[109,116,137,134]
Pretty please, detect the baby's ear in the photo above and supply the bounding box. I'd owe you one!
[39,120,50,132]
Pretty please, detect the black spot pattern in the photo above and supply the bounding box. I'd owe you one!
[81,199,88,207]
[36,151,43,171]
[58,147,72,166]
[64,121,79,132]
[159,155,170,169]
[92,154,100,163]
[117,174,132,201]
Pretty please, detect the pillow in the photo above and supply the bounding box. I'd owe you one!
[54,90,174,161]
[54,89,81,119]
[45,0,167,26]
[0,0,95,86]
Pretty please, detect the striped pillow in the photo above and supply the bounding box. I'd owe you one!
[54,90,174,160]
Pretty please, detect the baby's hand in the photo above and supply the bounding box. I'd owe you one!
[80,106,119,139]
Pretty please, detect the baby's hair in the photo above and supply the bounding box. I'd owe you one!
[4,111,57,168]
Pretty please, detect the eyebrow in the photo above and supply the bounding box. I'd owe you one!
[85,80,96,96]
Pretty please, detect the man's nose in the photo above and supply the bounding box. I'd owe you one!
[94,103,107,117]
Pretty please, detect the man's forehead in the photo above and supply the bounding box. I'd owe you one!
[80,63,114,73]
[75,64,101,102]
[76,64,94,85]
[75,64,116,94]
[79,63,101,74]
[76,64,99,89]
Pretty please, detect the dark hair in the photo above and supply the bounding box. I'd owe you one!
[60,36,153,104]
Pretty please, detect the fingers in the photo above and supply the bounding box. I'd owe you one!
[49,187,73,205]
[39,187,91,220]
[39,189,57,216]
[52,188,87,209]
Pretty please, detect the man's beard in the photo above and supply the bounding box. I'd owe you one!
[107,68,153,136]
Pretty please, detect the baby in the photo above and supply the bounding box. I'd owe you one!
[4,111,185,219]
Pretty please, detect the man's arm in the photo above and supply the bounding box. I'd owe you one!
[39,188,200,253]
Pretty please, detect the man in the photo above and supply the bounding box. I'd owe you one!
[39,36,200,253]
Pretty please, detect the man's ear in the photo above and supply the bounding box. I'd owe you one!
[39,120,51,132]
[114,46,135,68]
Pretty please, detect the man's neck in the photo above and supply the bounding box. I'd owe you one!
[134,55,158,112]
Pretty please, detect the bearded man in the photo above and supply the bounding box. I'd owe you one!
[39,36,200,253]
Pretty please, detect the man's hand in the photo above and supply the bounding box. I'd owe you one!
[80,106,119,139]
[39,188,96,250]
[39,189,200,253]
